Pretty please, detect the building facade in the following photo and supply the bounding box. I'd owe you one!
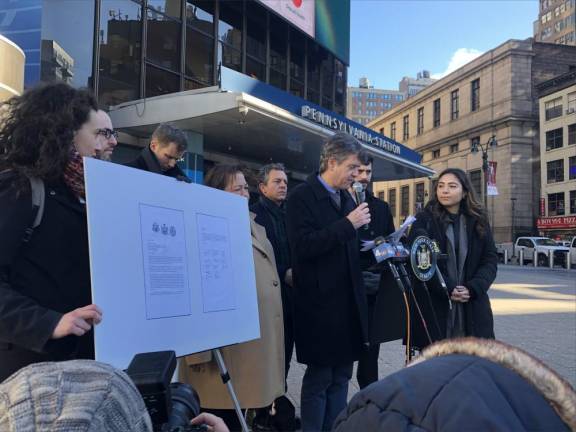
[346,78,405,125]
[367,39,576,243]
[0,34,25,102]
[399,70,436,98]
[536,70,576,239]
[534,0,575,45]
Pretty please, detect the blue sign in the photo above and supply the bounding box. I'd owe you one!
[220,67,422,164]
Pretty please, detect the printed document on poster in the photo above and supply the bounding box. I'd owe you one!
[196,214,236,312]
[139,204,191,319]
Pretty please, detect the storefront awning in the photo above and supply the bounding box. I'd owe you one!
[109,69,434,181]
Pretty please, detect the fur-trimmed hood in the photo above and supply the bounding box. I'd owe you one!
[334,337,575,431]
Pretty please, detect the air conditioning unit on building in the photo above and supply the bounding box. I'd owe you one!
[566,108,575,114]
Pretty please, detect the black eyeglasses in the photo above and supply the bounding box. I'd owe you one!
[95,128,119,140]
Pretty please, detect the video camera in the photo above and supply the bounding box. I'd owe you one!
[126,351,206,432]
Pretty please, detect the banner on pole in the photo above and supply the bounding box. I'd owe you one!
[487,161,498,196]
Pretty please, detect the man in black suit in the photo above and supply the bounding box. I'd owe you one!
[348,155,395,389]
[126,123,189,180]
[286,133,371,432]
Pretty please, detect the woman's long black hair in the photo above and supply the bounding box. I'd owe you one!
[425,167,490,237]
[0,82,98,187]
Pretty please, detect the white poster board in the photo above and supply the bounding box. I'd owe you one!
[84,158,260,370]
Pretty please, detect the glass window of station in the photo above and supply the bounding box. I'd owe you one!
[1,0,348,115]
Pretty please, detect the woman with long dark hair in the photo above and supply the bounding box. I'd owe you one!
[0,82,117,381]
[409,168,498,348]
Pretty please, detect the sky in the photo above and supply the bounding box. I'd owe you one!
[348,0,540,89]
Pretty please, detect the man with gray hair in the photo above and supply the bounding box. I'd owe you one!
[286,132,371,432]
[250,163,297,429]
[126,123,189,180]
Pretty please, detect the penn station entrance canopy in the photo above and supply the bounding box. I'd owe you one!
[109,67,434,182]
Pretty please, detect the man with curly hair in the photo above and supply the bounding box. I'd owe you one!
[0,82,117,381]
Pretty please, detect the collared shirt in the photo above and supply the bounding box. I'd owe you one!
[317,174,341,209]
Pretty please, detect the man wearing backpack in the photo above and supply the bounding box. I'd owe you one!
[0,82,117,381]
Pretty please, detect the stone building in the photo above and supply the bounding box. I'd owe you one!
[536,70,576,240]
[367,39,576,242]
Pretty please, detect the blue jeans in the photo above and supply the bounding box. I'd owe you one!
[300,363,353,431]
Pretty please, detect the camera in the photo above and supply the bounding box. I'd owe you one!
[126,350,206,432]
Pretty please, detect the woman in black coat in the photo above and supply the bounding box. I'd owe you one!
[0,83,117,381]
[409,168,497,348]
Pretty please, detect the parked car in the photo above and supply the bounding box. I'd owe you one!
[497,237,570,267]
[569,237,576,266]
[556,240,571,247]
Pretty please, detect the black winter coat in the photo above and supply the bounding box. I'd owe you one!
[333,354,570,431]
[409,209,497,347]
[286,175,368,366]
[0,172,94,382]
[125,146,188,180]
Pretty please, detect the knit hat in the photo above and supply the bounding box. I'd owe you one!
[0,360,152,432]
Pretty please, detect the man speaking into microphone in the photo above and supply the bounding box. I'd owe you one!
[286,133,370,432]
[348,155,395,389]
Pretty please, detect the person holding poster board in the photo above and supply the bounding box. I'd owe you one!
[179,165,284,431]
[0,83,117,381]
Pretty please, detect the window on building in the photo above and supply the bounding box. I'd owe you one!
[219,0,243,72]
[377,191,385,201]
[400,185,410,216]
[471,78,480,112]
[289,28,305,98]
[145,64,180,97]
[547,159,565,183]
[185,0,215,87]
[414,182,425,212]
[432,149,441,159]
[545,97,563,120]
[433,98,441,127]
[451,89,459,120]
[567,92,576,114]
[306,43,321,105]
[546,128,563,150]
[569,124,576,145]
[320,50,335,110]
[548,192,565,216]
[450,143,459,153]
[569,156,576,180]
[98,0,142,106]
[245,1,266,82]
[417,107,424,135]
[390,122,396,140]
[389,188,397,217]
[147,8,181,73]
[469,169,483,199]
[570,190,576,214]
[403,115,409,140]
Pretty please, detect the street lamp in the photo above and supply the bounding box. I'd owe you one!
[471,135,497,210]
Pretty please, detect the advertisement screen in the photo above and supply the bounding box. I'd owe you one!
[257,0,350,64]
[258,0,315,38]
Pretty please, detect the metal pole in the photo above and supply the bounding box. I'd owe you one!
[212,349,250,432]
[520,248,524,266]
[482,151,488,211]
[511,198,517,247]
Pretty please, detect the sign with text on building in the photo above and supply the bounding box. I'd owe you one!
[257,0,315,37]
[300,105,402,155]
[537,216,576,230]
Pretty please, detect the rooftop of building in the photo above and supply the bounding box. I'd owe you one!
[536,68,576,97]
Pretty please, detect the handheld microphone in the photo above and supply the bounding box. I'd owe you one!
[352,182,368,230]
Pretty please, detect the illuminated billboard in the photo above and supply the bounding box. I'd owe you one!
[257,0,350,64]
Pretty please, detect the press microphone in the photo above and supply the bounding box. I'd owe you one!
[352,182,368,230]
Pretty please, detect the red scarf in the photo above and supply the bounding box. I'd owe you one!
[63,149,86,200]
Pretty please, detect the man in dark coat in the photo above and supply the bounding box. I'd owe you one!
[286,133,371,432]
[348,155,395,389]
[0,83,114,381]
[250,163,298,430]
[333,338,575,431]
[125,123,189,180]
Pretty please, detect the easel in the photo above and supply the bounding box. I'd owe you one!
[212,348,250,432]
